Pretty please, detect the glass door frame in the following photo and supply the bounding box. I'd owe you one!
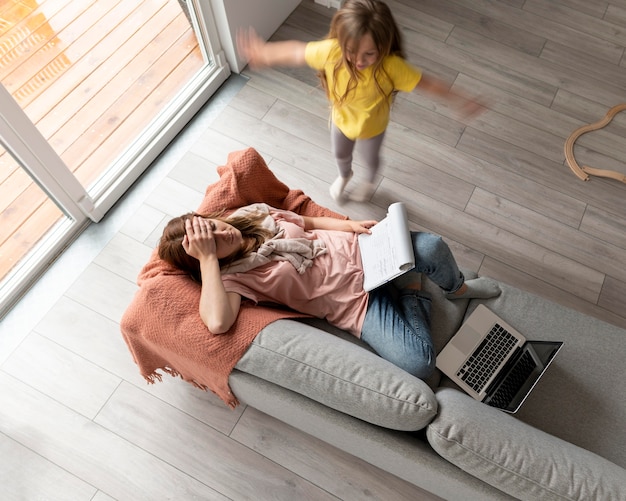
[0,0,231,317]
[91,0,231,219]
[0,84,90,317]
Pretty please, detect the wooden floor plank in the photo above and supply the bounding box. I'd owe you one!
[465,188,626,282]
[51,13,193,169]
[478,257,626,329]
[524,0,626,48]
[0,433,97,501]
[69,38,203,187]
[0,0,76,76]
[96,382,338,501]
[455,0,624,63]
[378,178,605,303]
[598,275,626,318]
[402,27,558,106]
[232,406,444,501]
[540,41,626,93]
[384,121,587,229]
[4,1,121,103]
[456,128,626,217]
[447,27,625,106]
[580,205,626,250]
[408,0,547,56]
[0,373,225,500]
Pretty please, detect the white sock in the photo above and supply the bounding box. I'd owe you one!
[329,172,353,202]
[446,277,502,300]
[350,181,376,202]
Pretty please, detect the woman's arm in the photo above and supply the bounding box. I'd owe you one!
[237,27,307,69]
[183,217,241,334]
[302,216,377,234]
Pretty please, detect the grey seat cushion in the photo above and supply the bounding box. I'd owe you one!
[234,270,474,430]
[236,318,438,430]
[427,388,626,501]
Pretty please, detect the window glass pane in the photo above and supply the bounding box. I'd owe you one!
[0,144,68,285]
[0,0,206,191]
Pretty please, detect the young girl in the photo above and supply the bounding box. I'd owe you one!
[159,203,501,379]
[237,0,483,203]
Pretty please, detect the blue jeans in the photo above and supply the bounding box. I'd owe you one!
[360,232,464,378]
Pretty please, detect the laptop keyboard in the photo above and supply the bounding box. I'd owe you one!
[487,350,537,409]
[457,323,517,392]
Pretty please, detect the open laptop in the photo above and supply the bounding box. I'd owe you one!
[436,304,563,413]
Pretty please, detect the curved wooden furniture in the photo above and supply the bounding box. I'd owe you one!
[564,103,626,183]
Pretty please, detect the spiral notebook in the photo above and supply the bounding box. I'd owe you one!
[357,202,414,292]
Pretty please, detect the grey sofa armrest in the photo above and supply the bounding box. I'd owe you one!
[427,388,626,501]
[466,283,626,469]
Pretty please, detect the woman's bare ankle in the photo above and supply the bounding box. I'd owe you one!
[453,283,468,296]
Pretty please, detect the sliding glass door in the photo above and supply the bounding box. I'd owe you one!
[0,0,230,316]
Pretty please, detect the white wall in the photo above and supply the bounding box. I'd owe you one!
[209,0,302,73]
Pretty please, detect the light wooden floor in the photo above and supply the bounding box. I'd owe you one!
[2,0,626,499]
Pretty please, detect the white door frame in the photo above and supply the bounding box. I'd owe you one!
[0,1,230,317]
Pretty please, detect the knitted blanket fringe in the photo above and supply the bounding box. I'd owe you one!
[120,148,345,408]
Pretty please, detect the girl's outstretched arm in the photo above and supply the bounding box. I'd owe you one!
[416,74,485,119]
[237,27,307,69]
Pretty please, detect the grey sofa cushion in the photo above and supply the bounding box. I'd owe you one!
[427,388,626,501]
[235,319,438,431]
[234,269,475,430]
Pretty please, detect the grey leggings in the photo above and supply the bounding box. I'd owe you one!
[330,124,386,183]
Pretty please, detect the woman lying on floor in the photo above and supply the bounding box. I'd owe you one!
[158,203,500,379]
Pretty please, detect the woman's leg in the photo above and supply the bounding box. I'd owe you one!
[329,124,355,201]
[361,233,500,376]
[410,232,464,293]
[411,232,502,299]
[361,285,435,379]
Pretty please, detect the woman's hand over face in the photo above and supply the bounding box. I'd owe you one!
[182,217,217,261]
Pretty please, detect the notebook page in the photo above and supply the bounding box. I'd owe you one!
[358,202,415,291]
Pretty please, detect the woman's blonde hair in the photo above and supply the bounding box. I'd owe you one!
[319,0,405,106]
[158,209,272,282]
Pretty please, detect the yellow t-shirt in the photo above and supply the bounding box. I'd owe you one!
[305,38,422,140]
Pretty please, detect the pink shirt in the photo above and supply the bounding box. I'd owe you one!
[221,208,369,337]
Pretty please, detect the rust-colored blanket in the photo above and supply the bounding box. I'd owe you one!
[120,148,344,408]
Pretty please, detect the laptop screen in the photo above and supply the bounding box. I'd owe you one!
[484,341,563,413]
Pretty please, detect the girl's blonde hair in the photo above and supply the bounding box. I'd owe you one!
[319,0,405,106]
[158,210,272,282]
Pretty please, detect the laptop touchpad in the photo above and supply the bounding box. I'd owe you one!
[452,327,482,354]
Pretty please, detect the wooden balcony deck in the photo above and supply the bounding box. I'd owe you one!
[0,0,203,281]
